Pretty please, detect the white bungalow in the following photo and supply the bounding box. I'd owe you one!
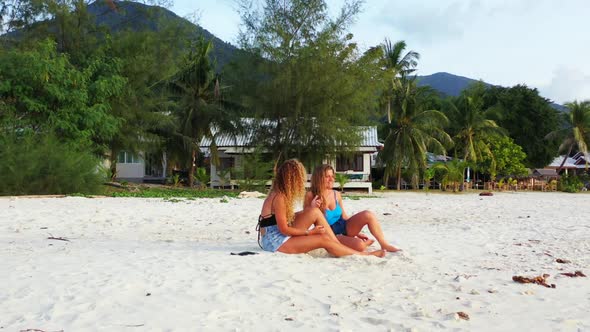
[199,125,383,193]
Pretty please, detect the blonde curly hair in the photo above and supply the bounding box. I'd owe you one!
[272,159,307,224]
[310,164,334,213]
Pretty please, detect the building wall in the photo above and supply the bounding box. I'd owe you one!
[116,163,144,180]
[115,151,144,181]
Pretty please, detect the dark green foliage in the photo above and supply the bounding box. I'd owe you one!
[233,146,274,191]
[442,82,505,163]
[0,132,105,195]
[558,174,586,193]
[166,36,241,186]
[0,39,124,154]
[485,85,560,168]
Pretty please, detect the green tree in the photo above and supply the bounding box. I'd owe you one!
[432,159,466,192]
[546,100,590,172]
[0,39,123,154]
[380,81,452,190]
[443,82,505,163]
[235,0,377,165]
[167,37,238,187]
[486,85,560,167]
[0,131,105,195]
[477,135,527,178]
[380,39,420,124]
[334,172,350,193]
[105,23,186,180]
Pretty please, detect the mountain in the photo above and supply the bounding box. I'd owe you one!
[417,72,566,111]
[416,72,492,97]
[86,0,241,70]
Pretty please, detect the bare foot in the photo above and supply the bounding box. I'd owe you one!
[363,249,386,258]
[382,244,402,252]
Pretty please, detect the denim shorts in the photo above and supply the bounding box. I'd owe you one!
[261,225,290,252]
[330,218,348,235]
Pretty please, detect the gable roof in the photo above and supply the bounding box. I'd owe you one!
[547,154,590,169]
[532,168,558,177]
[200,118,382,148]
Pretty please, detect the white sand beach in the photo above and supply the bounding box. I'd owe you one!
[1,192,589,331]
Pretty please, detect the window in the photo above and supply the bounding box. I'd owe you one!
[219,157,235,171]
[336,154,363,172]
[117,151,141,164]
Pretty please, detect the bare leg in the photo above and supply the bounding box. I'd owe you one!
[278,233,385,258]
[336,235,373,251]
[291,207,339,242]
[345,210,401,252]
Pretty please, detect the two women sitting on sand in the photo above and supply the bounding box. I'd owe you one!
[257,159,385,257]
[257,159,398,257]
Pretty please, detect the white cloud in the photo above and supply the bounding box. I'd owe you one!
[540,67,590,104]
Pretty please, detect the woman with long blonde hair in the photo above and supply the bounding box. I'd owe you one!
[305,164,400,252]
[257,159,385,257]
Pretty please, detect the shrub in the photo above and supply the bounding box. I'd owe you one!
[0,133,105,195]
[558,174,584,193]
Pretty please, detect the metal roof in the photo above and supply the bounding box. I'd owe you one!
[200,119,382,148]
[548,155,589,169]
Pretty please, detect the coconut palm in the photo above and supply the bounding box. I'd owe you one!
[546,100,590,172]
[167,37,239,187]
[432,159,467,192]
[443,86,505,163]
[380,80,452,190]
[381,39,420,124]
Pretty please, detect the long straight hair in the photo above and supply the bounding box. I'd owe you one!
[310,164,334,213]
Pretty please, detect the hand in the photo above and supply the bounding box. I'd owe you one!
[309,226,325,235]
[311,195,322,208]
[357,233,370,241]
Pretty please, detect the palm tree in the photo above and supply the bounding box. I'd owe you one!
[380,80,452,190]
[381,39,420,124]
[168,37,239,187]
[443,85,505,163]
[546,100,590,172]
[432,159,467,192]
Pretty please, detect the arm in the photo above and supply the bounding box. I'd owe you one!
[303,191,314,209]
[336,191,350,220]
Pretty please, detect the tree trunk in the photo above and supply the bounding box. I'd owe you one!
[387,98,392,124]
[109,148,118,182]
[188,149,196,187]
[396,166,402,190]
[556,145,573,174]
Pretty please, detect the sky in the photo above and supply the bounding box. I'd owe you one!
[171,0,590,104]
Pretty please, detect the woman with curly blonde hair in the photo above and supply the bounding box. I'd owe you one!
[257,159,385,257]
[305,164,400,252]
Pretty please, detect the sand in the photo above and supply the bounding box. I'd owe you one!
[1,192,589,331]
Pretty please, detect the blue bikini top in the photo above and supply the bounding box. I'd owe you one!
[324,191,343,225]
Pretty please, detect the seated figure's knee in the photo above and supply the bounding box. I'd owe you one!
[360,210,377,221]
